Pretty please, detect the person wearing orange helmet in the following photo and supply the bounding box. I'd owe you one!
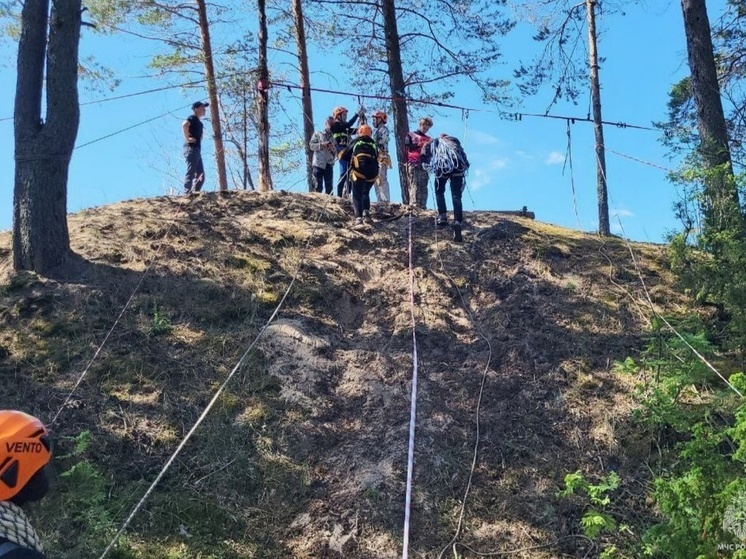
[404,117,433,208]
[0,411,52,558]
[330,106,365,197]
[371,111,391,203]
[339,125,379,225]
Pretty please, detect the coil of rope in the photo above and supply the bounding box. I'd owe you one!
[423,136,469,178]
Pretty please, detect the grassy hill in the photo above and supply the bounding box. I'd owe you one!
[0,191,682,558]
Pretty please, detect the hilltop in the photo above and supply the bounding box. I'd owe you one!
[0,191,682,558]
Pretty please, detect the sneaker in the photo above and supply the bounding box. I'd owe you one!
[453,223,463,242]
[355,217,364,225]
[437,214,448,227]
[362,210,370,218]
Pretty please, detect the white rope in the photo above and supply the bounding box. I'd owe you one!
[423,137,469,178]
[596,150,743,399]
[52,196,191,426]
[97,196,334,559]
[401,211,420,559]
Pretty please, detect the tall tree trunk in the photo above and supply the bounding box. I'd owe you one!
[13,0,81,273]
[257,0,273,191]
[196,0,228,191]
[292,0,315,192]
[586,0,609,236]
[681,0,741,230]
[381,0,410,204]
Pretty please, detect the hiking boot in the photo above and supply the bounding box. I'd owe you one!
[453,222,463,242]
[437,213,448,227]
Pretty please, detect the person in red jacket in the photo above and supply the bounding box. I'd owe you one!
[404,117,433,208]
[0,411,52,559]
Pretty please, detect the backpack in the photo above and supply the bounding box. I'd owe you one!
[350,139,379,182]
[0,542,20,557]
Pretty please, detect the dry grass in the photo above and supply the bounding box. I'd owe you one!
[0,191,688,558]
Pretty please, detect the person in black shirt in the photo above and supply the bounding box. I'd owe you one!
[0,411,53,559]
[330,106,363,197]
[339,125,379,224]
[421,134,470,242]
[182,101,209,193]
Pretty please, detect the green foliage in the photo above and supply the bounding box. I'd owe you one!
[50,431,130,555]
[617,329,746,558]
[149,305,173,335]
[668,165,746,354]
[559,470,621,540]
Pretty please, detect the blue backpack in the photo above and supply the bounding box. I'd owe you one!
[0,542,19,556]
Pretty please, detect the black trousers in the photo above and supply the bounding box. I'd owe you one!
[337,157,351,197]
[183,144,205,192]
[435,173,464,223]
[312,165,334,194]
[351,179,373,217]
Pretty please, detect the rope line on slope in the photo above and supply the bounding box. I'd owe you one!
[97,193,335,559]
[594,152,743,399]
[51,194,194,426]
[401,208,421,559]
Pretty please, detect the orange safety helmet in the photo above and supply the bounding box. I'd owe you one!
[373,111,387,123]
[0,411,51,501]
[357,124,373,136]
[332,106,348,118]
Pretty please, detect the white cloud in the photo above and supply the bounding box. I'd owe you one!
[468,168,492,191]
[467,130,500,145]
[611,208,634,218]
[465,156,509,191]
[489,157,509,170]
[545,151,565,165]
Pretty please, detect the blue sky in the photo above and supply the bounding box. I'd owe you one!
[0,0,726,242]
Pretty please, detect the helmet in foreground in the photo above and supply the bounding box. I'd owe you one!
[0,411,51,501]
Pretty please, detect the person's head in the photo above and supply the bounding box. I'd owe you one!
[357,124,372,137]
[373,111,387,126]
[332,106,348,121]
[192,101,209,117]
[419,117,433,133]
[325,116,334,130]
[0,411,52,506]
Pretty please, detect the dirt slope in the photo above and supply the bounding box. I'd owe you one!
[0,191,681,558]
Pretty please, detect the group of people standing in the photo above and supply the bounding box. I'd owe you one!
[309,107,469,241]
[182,100,470,241]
